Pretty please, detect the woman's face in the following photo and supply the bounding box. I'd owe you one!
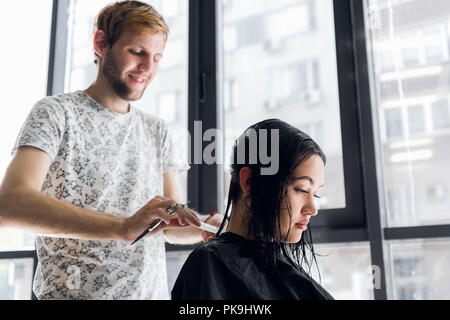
[279,155,325,243]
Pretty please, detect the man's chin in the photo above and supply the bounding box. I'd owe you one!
[118,89,145,102]
[127,92,145,102]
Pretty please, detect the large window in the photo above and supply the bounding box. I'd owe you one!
[0,259,34,300]
[389,239,450,299]
[312,242,374,300]
[220,0,346,213]
[365,0,450,299]
[0,1,53,253]
[366,0,450,227]
[0,0,53,300]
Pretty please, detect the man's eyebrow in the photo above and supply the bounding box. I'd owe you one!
[293,176,324,188]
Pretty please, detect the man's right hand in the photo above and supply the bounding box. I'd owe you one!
[120,197,201,243]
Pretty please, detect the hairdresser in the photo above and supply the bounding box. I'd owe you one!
[0,1,222,300]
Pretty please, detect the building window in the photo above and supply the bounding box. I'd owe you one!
[431,99,450,130]
[374,23,449,82]
[407,104,426,136]
[236,14,265,48]
[267,61,320,108]
[379,51,395,72]
[0,259,34,300]
[385,107,404,139]
[423,25,447,64]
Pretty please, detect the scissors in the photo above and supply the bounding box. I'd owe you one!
[131,201,190,245]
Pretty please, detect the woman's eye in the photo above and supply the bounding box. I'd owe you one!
[294,188,309,195]
[295,188,321,199]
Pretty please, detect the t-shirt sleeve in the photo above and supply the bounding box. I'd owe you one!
[11,98,66,160]
[160,120,190,174]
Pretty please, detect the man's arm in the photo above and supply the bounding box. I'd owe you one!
[0,147,199,242]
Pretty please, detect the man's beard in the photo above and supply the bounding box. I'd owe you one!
[102,50,146,101]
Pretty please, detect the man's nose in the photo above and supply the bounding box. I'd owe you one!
[139,56,153,72]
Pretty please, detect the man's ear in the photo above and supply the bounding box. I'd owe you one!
[93,30,107,62]
[239,167,252,195]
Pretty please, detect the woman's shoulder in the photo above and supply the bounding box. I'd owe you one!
[192,233,238,254]
[187,232,253,262]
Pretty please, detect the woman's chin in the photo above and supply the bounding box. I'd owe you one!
[282,232,303,243]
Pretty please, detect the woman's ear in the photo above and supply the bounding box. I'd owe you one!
[239,167,252,195]
[93,30,107,62]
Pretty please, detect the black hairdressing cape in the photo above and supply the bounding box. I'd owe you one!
[171,232,334,300]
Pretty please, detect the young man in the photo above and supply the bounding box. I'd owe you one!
[0,1,220,299]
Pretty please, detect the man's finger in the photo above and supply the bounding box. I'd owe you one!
[148,219,188,236]
[147,199,175,211]
[177,206,201,227]
[153,208,172,224]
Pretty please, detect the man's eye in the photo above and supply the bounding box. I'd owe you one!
[130,50,143,56]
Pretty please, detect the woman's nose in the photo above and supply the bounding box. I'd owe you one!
[303,195,319,216]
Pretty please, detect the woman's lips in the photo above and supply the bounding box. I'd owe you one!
[295,222,308,230]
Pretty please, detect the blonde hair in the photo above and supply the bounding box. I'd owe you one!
[94,1,169,62]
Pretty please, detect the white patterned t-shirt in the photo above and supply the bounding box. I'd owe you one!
[12,90,189,300]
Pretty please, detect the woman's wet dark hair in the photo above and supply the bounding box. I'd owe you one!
[217,118,326,277]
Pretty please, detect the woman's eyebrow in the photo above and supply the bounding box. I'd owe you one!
[293,176,324,188]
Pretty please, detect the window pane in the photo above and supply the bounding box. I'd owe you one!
[0,232,35,252]
[380,51,395,72]
[389,239,450,300]
[0,259,34,300]
[65,0,189,202]
[312,242,374,300]
[401,47,420,67]
[431,99,450,129]
[407,104,426,135]
[220,0,345,210]
[385,107,404,139]
[366,0,450,227]
[0,0,53,251]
